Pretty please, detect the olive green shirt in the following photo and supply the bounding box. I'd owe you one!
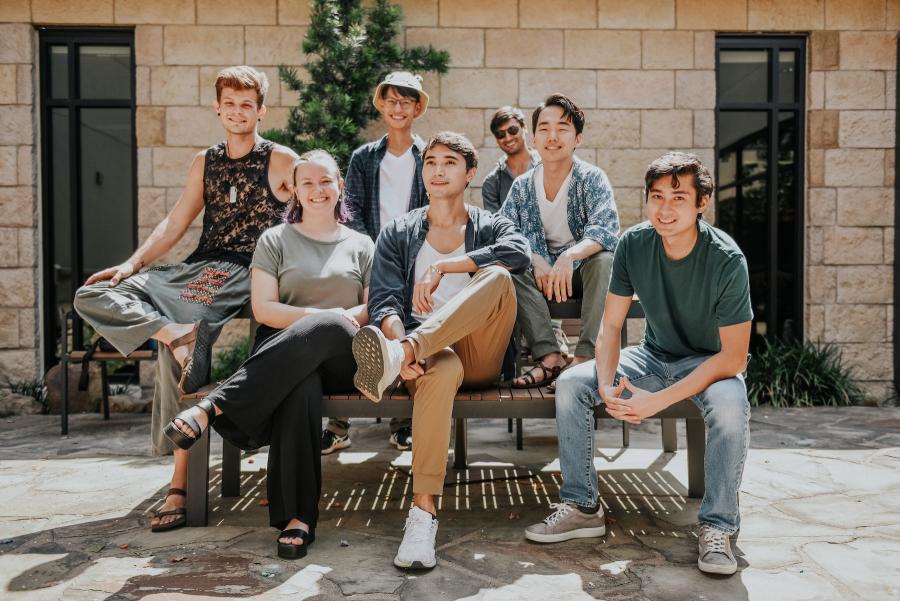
[609,220,753,360]
[251,223,374,310]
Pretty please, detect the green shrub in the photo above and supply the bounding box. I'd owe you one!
[211,337,252,383]
[5,378,49,414]
[747,338,864,407]
[265,0,450,168]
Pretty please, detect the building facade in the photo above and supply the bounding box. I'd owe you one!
[0,0,896,403]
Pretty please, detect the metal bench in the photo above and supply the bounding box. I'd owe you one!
[60,311,158,435]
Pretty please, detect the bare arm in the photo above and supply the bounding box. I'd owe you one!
[546,239,603,302]
[268,145,301,202]
[595,292,631,395]
[85,151,206,285]
[605,320,752,424]
[563,238,603,261]
[250,268,327,329]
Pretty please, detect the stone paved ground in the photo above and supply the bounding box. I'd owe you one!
[1,407,899,600]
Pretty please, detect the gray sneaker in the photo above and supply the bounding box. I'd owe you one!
[697,525,737,575]
[524,502,606,543]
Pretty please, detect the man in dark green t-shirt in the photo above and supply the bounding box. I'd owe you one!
[524,152,753,577]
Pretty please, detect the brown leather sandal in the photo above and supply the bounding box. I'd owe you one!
[150,487,187,532]
[512,362,564,389]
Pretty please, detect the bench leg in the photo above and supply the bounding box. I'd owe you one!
[221,439,241,498]
[661,418,677,452]
[507,418,513,433]
[100,364,110,420]
[686,418,705,499]
[186,428,210,526]
[453,418,467,470]
[622,422,630,448]
[61,357,69,436]
[515,419,523,450]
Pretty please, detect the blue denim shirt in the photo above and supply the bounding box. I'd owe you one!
[368,205,531,330]
[344,134,428,240]
[500,157,620,269]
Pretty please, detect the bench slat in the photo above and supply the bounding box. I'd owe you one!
[67,350,156,361]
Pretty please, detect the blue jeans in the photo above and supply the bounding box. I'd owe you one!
[555,346,750,534]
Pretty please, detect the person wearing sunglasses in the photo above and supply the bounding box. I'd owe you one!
[481,106,540,213]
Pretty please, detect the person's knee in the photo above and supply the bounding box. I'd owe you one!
[703,379,749,434]
[555,367,596,415]
[479,264,513,289]
[72,283,99,314]
[286,310,351,338]
[422,349,464,388]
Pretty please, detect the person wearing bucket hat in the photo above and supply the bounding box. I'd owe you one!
[322,71,430,455]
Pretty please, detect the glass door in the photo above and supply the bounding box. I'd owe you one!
[39,29,136,366]
[716,36,805,346]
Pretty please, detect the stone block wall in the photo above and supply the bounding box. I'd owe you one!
[1,0,897,402]
[0,20,39,381]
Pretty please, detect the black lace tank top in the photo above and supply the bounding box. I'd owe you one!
[185,138,284,267]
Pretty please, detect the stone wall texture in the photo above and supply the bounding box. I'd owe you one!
[0,0,897,402]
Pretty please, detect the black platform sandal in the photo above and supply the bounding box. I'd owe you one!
[163,398,216,450]
[150,488,187,532]
[170,320,213,395]
[277,528,315,559]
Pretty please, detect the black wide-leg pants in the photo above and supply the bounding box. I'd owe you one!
[208,312,357,530]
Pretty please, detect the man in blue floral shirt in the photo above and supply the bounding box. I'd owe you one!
[500,94,619,389]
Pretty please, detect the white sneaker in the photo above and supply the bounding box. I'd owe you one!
[352,326,406,403]
[393,506,438,569]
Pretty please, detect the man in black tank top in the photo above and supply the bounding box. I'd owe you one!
[74,66,298,533]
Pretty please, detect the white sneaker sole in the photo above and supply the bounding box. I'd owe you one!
[524,524,606,543]
[393,555,436,570]
[352,326,393,403]
[698,558,737,575]
[321,438,351,455]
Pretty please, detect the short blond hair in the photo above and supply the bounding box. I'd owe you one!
[215,66,269,107]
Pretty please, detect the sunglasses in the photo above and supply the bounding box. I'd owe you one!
[494,124,521,140]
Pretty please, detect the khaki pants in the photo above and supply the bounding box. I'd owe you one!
[404,265,517,495]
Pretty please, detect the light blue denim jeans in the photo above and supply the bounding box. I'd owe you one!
[555,345,750,534]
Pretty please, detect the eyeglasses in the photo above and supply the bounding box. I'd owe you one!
[494,124,521,140]
[384,98,416,110]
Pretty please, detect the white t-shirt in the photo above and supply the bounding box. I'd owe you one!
[411,240,470,322]
[378,146,416,230]
[535,164,575,252]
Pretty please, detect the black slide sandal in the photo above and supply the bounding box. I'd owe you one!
[277,528,315,559]
[163,399,216,450]
[178,320,213,394]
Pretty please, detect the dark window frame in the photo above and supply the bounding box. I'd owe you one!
[715,35,806,342]
[38,27,137,368]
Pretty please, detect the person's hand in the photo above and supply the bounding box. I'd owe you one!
[412,264,443,315]
[85,259,140,287]
[547,252,575,302]
[336,308,360,329]
[531,255,552,295]
[603,377,668,425]
[400,359,425,382]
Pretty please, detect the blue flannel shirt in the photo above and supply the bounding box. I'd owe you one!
[500,157,620,269]
[368,205,531,330]
[344,134,428,240]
